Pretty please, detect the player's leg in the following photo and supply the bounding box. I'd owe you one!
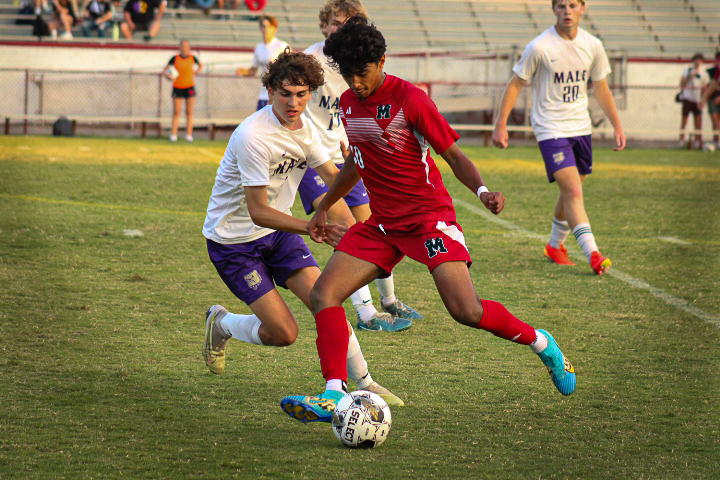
[693,109,702,149]
[284,265,404,406]
[185,95,195,141]
[679,109,689,146]
[431,261,575,396]
[171,96,182,141]
[712,110,720,147]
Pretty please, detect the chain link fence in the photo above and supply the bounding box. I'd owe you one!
[2,51,716,143]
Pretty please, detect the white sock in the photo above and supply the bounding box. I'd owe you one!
[548,217,571,248]
[529,330,549,354]
[376,274,396,306]
[573,223,599,262]
[351,285,378,322]
[347,326,373,388]
[220,312,264,345]
[326,379,345,392]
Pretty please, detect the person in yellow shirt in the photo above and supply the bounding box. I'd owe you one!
[164,40,202,142]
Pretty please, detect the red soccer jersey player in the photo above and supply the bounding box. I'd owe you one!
[280,17,577,425]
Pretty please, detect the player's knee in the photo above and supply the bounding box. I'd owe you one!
[447,303,483,328]
[267,322,298,346]
[309,284,326,313]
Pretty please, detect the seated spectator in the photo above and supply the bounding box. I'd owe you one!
[48,0,77,39]
[120,0,166,41]
[81,0,113,37]
[244,0,266,11]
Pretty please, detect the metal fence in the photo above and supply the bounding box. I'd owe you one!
[1,51,717,143]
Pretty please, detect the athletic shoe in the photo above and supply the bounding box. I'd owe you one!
[185,135,193,142]
[169,135,177,142]
[280,389,344,423]
[358,312,412,332]
[535,329,576,396]
[381,298,424,320]
[362,381,405,406]
[590,251,612,275]
[59,31,73,40]
[543,243,575,265]
[202,305,231,375]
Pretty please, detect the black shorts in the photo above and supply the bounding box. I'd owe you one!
[133,21,151,32]
[682,99,701,117]
[172,86,196,98]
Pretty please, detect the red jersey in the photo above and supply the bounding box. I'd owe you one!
[339,75,460,228]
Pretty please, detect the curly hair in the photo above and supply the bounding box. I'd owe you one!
[322,15,386,77]
[261,49,325,92]
[317,0,367,31]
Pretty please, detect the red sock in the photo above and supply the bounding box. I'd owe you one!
[475,299,536,345]
[315,306,349,382]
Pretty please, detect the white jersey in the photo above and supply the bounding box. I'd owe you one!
[202,106,331,244]
[302,41,348,162]
[679,65,709,103]
[513,26,611,141]
[251,38,290,101]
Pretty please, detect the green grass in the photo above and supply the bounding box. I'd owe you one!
[1,136,718,479]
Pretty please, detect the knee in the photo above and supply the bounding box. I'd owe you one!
[309,284,325,314]
[560,183,583,201]
[266,321,298,347]
[447,302,483,328]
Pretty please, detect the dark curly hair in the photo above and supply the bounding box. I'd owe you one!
[322,15,386,76]
[261,49,325,92]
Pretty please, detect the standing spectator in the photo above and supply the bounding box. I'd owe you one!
[120,0,166,41]
[164,40,202,142]
[703,51,720,150]
[48,0,77,39]
[81,0,113,37]
[678,53,708,149]
[236,15,289,110]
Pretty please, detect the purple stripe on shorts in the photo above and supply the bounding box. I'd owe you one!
[538,135,593,183]
[206,231,318,305]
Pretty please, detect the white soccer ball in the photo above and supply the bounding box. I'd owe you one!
[331,390,392,449]
[703,143,716,152]
[167,66,179,80]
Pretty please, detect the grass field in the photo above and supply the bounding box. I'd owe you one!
[1,136,719,479]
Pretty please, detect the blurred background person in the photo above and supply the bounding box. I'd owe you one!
[164,39,202,142]
[120,0,166,41]
[236,15,289,110]
[678,53,708,149]
[706,51,720,150]
[81,0,113,37]
[48,0,77,39]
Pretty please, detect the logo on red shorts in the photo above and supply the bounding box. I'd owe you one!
[424,237,448,258]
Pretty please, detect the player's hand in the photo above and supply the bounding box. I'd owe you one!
[480,191,505,215]
[492,125,508,149]
[307,209,329,243]
[236,67,248,76]
[321,223,349,248]
[614,127,626,151]
[340,141,354,162]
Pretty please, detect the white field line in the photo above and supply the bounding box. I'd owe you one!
[455,198,720,327]
[198,148,218,159]
[657,236,691,245]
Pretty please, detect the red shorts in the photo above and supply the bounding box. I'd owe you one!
[336,220,472,275]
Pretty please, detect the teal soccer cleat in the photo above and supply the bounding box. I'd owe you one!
[280,389,345,423]
[536,329,576,396]
[381,298,424,320]
[357,312,413,332]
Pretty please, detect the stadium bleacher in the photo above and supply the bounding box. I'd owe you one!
[0,0,718,57]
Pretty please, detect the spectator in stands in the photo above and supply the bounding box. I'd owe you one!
[245,0,266,11]
[81,0,113,37]
[48,0,77,39]
[120,0,166,41]
[34,0,53,15]
[164,39,202,142]
[700,50,720,150]
[678,53,708,149]
[236,15,289,110]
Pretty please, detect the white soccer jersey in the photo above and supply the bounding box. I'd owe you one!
[513,26,611,141]
[302,41,348,162]
[251,38,290,101]
[202,106,331,244]
[679,65,709,103]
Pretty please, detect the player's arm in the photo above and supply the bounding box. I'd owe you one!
[307,144,362,243]
[194,56,203,74]
[699,79,719,109]
[492,74,527,149]
[592,78,626,151]
[439,143,504,215]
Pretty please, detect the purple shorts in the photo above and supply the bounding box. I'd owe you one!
[256,99,268,111]
[206,232,318,305]
[297,163,369,215]
[538,135,593,183]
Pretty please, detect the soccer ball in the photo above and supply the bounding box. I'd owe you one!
[167,66,179,80]
[331,391,392,449]
[703,143,716,152]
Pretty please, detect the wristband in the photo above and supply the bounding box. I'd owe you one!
[477,186,489,198]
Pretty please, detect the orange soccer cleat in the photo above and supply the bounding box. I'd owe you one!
[543,244,575,266]
[591,251,612,275]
